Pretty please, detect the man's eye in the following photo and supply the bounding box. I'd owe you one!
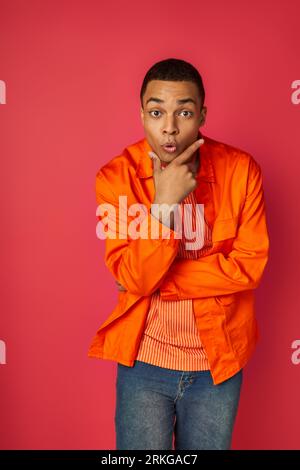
[148,110,193,118]
[181,111,193,117]
[149,110,161,117]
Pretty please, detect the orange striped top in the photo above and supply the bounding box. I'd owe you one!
[136,186,212,371]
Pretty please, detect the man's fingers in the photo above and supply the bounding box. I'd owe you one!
[115,280,127,291]
[148,152,162,173]
[173,138,204,166]
[148,139,204,172]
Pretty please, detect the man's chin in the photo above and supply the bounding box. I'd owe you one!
[158,155,176,166]
[158,148,179,162]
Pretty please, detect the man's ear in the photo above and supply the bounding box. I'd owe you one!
[199,106,207,127]
[140,106,145,125]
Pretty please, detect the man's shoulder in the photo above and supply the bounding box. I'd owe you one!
[204,134,261,175]
[95,137,146,202]
[95,137,144,182]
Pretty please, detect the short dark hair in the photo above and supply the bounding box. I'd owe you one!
[140,58,205,110]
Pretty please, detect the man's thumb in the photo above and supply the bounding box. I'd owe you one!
[148,152,162,173]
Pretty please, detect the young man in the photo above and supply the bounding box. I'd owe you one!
[88,58,270,450]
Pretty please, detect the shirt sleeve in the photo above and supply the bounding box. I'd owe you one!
[159,158,270,300]
[95,170,181,296]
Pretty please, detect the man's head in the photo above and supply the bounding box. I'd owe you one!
[140,58,207,165]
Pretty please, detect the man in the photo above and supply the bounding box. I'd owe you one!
[88,58,270,450]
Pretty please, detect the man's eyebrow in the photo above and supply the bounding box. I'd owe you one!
[145,97,196,106]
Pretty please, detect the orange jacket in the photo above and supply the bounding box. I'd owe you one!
[88,134,270,385]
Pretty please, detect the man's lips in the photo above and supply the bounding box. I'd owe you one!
[162,143,177,153]
[162,141,177,147]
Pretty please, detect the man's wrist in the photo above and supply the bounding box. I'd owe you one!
[150,202,180,230]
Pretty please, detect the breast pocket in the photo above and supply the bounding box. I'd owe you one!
[212,216,238,242]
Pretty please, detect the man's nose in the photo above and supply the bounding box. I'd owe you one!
[162,115,178,134]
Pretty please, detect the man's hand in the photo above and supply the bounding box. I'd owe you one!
[149,138,204,206]
[116,280,127,292]
[116,280,161,295]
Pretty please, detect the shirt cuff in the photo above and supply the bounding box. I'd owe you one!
[159,275,180,300]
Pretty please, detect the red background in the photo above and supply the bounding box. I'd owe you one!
[1,0,300,449]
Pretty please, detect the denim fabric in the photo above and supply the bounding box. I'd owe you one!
[115,360,243,450]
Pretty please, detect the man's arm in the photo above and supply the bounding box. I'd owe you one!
[159,158,270,300]
[97,138,205,297]
[96,171,180,297]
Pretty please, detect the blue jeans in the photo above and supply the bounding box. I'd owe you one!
[115,360,243,450]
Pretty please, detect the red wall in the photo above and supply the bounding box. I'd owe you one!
[1,0,299,450]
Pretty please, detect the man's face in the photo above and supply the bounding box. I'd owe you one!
[140,80,207,165]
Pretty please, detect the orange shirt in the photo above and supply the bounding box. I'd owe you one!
[136,190,211,370]
[88,133,270,385]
